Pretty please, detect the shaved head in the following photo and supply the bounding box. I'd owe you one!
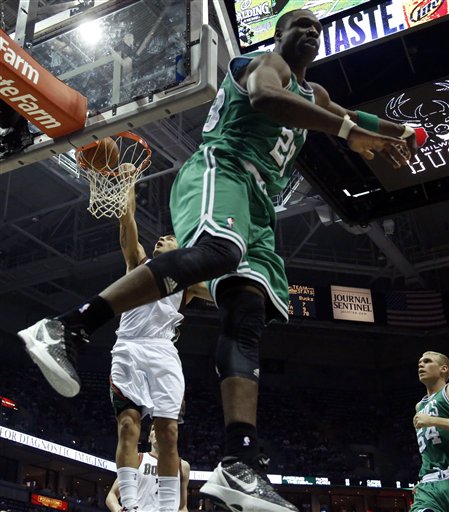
[275,9,315,35]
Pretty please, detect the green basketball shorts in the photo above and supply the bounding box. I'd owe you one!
[170,146,289,323]
[410,480,449,512]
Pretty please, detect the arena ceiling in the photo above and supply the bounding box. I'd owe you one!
[1,1,449,333]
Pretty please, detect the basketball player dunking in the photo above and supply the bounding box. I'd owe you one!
[106,425,190,512]
[108,185,207,512]
[20,9,423,512]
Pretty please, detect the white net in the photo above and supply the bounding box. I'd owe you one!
[76,132,151,218]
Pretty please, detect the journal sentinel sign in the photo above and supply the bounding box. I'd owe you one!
[257,0,448,60]
[331,285,374,323]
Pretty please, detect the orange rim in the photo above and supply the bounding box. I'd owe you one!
[75,131,152,176]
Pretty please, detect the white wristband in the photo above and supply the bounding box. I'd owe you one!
[400,124,415,139]
[338,114,357,140]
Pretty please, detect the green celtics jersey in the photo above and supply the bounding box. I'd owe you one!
[201,52,314,196]
[416,385,449,478]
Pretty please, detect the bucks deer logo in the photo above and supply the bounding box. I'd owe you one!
[385,80,449,145]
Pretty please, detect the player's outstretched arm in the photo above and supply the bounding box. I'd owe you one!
[243,54,409,167]
[105,479,122,512]
[310,81,421,163]
[245,53,349,136]
[119,185,147,272]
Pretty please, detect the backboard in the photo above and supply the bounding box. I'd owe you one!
[1,0,220,174]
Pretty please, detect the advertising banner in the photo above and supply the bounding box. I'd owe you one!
[237,0,449,60]
[0,29,87,137]
[331,285,374,322]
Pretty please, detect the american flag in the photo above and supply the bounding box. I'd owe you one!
[386,290,447,328]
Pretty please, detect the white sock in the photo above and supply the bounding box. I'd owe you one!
[158,475,180,512]
[117,467,138,509]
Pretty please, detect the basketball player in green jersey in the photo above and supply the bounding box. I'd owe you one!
[410,351,449,512]
[20,9,420,512]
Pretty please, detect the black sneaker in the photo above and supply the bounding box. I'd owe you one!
[200,456,298,512]
[18,318,87,397]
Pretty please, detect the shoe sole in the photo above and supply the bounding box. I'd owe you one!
[200,482,297,512]
[18,331,80,398]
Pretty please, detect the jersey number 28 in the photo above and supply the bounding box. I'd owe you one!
[269,127,297,177]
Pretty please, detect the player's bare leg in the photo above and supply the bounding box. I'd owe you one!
[154,418,180,512]
[222,377,258,425]
[100,265,161,314]
[18,235,241,397]
[201,284,298,512]
[116,408,141,511]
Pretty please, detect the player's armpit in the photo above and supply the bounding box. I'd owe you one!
[185,282,212,304]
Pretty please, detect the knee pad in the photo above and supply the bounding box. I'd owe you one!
[215,289,265,382]
[146,234,241,297]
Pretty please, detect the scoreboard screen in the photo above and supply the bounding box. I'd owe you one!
[288,285,316,318]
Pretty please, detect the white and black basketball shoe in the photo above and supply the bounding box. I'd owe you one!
[200,456,298,512]
[18,318,87,398]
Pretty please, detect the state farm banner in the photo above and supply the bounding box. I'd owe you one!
[331,285,374,323]
[0,29,87,138]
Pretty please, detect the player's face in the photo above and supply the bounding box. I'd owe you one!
[418,353,446,383]
[278,11,322,67]
[153,235,178,257]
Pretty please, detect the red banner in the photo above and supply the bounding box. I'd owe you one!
[0,396,17,409]
[31,493,69,511]
[0,29,87,138]
[403,0,448,27]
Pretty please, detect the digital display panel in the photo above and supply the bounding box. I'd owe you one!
[358,77,449,191]
[234,0,370,48]
[281,476,389,487]
[232,0,449,60]
[288,284,316,318]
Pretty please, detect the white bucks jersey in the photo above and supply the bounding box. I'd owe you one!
[137,452,159,511]
[116,290,184,341]
[136,452,182,511]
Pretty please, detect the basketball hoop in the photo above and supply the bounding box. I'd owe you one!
[76,131,152,219]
